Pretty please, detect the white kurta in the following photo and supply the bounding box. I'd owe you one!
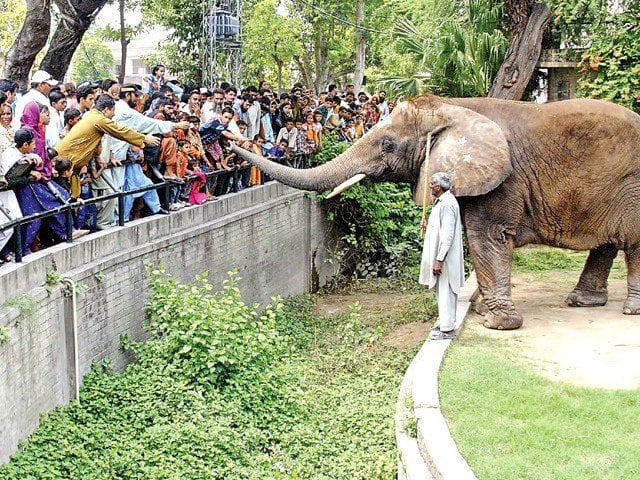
[108,99,175,163]
[0,147,25,251]
[419,190,465,330]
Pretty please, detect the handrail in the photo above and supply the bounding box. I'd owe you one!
[0,165,256,263]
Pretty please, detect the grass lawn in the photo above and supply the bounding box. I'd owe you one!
[440,333,640,479]
[439,247,639,480]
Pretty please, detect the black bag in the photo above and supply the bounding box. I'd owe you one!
[3,157,35,189]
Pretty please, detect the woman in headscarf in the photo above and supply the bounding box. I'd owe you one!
[17,102,86,254]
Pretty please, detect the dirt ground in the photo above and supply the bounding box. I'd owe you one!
[313,290,432,349]
[466,271,640,390]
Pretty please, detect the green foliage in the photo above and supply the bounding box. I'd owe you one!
[551,0,640,111]
[243,0,303,92]
[45,268,63,286]
[317,135,422,279]
[1,272,416,479]
[70,33,116,83]
[0,0,26,72]
[441,332,640,479]
[376,0,507,98]
[141,0,204,83]
[0,325,8,345]
[3,294,38,322]
[512,246,588,273]
[144,267,284,388]
[399,394,417,438]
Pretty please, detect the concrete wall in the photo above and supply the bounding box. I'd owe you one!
[0,183,336,463]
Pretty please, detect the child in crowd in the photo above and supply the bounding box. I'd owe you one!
[294,118,306,155]
[355,115,365,138]
[303,112,321,154]
[276,117,297,151]
[345,120,357,142]
[266,139,289,163]
[237,120,248,138]
[249,135,264,186]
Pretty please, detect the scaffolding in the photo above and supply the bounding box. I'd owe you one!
[202,0,243,88]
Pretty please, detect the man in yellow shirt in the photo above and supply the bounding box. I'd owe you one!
[56,94,160,197]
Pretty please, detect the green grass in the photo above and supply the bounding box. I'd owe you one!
[512,246,626,279]
[439,333,640,480]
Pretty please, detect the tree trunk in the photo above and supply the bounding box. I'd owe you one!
[353,0,366,93]
[488,1,551,100]
[294,55,314,92]
[39,0,108,81]
[118,0,128,84]
[3,0,52,88]
[275,57,283,95]
[313,28,330,92]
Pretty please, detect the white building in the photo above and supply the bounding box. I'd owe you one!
[104,27,171,85]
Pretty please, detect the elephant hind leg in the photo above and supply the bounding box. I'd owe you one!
[623,244,640,315]
[566,243,617,307]
[466,227,523,330]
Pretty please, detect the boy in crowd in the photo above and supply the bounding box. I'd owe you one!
[276,117,298,151]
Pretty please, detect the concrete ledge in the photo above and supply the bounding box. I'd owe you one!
[396,274,478,480]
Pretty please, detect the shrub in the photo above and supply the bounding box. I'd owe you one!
[316,134,423,280]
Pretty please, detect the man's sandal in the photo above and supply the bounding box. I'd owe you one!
[429,329,456,340]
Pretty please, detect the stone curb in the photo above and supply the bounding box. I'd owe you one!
[396,274,479,480]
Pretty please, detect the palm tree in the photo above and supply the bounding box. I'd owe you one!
[377,0,508,98]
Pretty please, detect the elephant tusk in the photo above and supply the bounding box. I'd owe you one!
[325,173,367,199]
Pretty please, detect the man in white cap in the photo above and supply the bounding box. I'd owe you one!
[12,70,59,131]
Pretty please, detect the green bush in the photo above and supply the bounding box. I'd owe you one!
[0,270,413,479]
[316,134,423,280]
[142,268,284,388]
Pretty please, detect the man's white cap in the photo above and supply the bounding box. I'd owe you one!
[31,70,59,86]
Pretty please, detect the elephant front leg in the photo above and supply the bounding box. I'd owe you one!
[466,228,523,330]
[623,244,640,315]
[566,243,617,307]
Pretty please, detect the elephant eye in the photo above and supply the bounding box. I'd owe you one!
[381,137,395,153]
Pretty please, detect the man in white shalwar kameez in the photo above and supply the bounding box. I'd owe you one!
[99,85,190,224]
[419,172,465,340]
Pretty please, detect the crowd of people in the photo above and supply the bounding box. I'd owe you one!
[0,65,395,265]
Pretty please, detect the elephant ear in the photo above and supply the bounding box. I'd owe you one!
[413,103,511,204]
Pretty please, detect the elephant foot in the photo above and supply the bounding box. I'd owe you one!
[474,298,489,315]
[483,310,523,330]
[565,289,608,307]
[623,297,640,315]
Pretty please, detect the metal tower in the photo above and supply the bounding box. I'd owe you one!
[202,0,243,88]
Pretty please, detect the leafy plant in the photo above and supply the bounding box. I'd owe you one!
[0,325,8,345]
[3,294,38,322]
[400,394,417,438]
[45,268,63,286]
[143,267,284,388]
[550,0,640,111]
[376,0,508,98]
[0,271,419,479]
[316,134,423,281]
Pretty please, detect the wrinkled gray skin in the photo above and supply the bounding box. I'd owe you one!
[232,95,640,330]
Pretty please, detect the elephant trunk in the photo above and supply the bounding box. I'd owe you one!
[230,141,374,192]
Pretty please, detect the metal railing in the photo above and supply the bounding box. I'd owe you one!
[0,166,253,263]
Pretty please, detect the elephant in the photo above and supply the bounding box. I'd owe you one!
[231,95,640,330]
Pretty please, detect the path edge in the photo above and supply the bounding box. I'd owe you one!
[396,273,479,480]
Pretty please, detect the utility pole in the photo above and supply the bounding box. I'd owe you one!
[353,0,366,93]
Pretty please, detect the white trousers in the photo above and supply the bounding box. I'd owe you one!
[436,273,458,332]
